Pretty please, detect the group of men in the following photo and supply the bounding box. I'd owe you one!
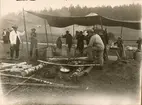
[1,25,38,60]
[59,28,109,69]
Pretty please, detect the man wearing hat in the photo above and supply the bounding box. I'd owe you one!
[30,28,38,59]
[86,29,104,70]
[9,25,25,60]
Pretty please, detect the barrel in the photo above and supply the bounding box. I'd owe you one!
[46,47,53,58]
[55,48,62,56]
[135,51,142,62]
[61,47,68,57]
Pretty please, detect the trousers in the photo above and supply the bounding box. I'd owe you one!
[10,44,20,58]
[30,39,38,58]
[86,46,104,66]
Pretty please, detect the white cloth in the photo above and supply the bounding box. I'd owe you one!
[9,30,25,44]
[88,34,104,50]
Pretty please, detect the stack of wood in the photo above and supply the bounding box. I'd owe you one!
[0,61,46,77]
[21,63,46,76]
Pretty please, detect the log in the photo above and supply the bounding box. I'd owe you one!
[71,66,93,77]
[70,66,93,82]
[47,57,88,61]
[0,62,27,70]
[0,73,83,89]
[21,63,45,76]
[38,60,100,67]
[84,66,93,74]
[1,82,81,89]
[0,63,45,77]
[4,74,35,96]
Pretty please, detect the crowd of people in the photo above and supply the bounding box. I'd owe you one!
[1,25,141,69]
[56,28,109,69]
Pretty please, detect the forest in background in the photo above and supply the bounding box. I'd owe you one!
[1,3,141,25]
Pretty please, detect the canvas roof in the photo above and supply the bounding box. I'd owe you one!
[27,11,141,30]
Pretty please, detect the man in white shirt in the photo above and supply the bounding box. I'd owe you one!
[86,30,104,69]
[9,25,25,60]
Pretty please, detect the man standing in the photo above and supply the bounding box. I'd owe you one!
[114,37,124,59]
[136,37,142,51]
[30,28,38,59]
[86,30,104,69]
[76,31,85,55]
[2,29,7,43]
[62,31,73,52]
[9,25,25,60]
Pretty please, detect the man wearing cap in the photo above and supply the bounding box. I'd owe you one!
[86,30,104,70]
[30,28,38,59]
[9,25,25,60]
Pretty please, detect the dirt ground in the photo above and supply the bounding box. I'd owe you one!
[0,41,141,105]
[0,59,141,105]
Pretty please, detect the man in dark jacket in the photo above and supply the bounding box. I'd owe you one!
[62,31,72,52]
[114,37,123,59]
[136,37,142,51]
[30,28,38,59]
[76,31,84,55]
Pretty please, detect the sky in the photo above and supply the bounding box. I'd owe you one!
[0,0,142,16]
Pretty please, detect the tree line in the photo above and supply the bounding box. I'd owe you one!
[39,3,141,21]
[1,3,141,26]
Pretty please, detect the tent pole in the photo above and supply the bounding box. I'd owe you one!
[44,19,48,47]
[49,26,53,44]
[99,17,103,30]
[73,25,75,37]
[120,26,123,38]
[22,8,29,59]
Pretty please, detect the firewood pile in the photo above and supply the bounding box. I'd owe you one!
[0,62,46,76]
[0,58,100,90]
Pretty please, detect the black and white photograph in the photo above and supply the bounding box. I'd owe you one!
[0,0,141,105]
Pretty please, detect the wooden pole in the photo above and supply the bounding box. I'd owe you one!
[44,19,48,47]
[99,16,103,30]
[120,26,123,38]
[4,74,35,96]
[23,8,29,58]
[2,82,81,89]
[0,73,82,89]
[49,26,53,44]
[73,25,75,37]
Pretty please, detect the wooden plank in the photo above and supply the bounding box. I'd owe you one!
[2,82,82,89]
[38,60,100,67]
[4,74,35,96]
[47,57,88,61]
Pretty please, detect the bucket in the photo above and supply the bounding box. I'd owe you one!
[135,51,142,62]
[46,47,53,58]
